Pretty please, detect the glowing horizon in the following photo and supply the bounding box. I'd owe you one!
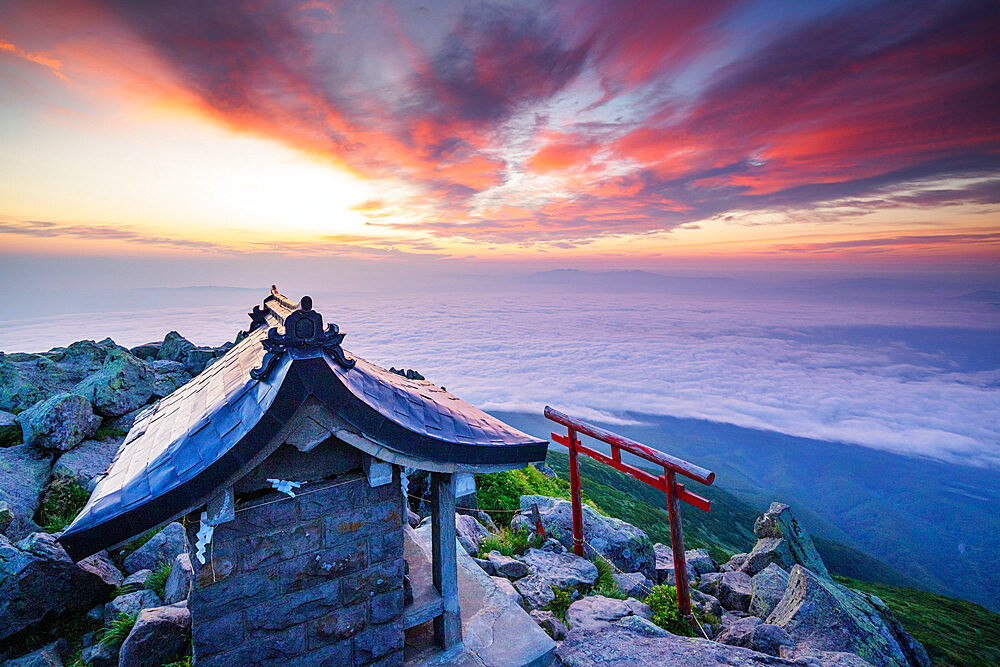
[1,0,998,268]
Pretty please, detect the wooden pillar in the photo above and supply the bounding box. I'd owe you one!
[567,427,585,557]
[666,470,692,617]
[431,471,462,649]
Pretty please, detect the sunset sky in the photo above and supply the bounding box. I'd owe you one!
[1,0,998,271]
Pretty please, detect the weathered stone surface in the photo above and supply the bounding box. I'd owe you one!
[519,547,598,591]
[78,549,124,589]
[751,503,830,579]
[768,565,931,667]
[51,436,121,492]
[473,557,495,575]
[105,589,163,625]
[487,550,528,579]
[717,614,762,646]
[517,495,655,579]
[122,568,152,590]
[0,409,22,446]
[691,589,724,617]
[17,393,100,452]
[102,406,145,432]
[150,360,191,399]
[123,522,186,574]
[456,513,493,556]
[118,604,192,667]
[725,553,749,572]
[4,639,67,666]
[73,349,154,418]
[0,533,118,641]
[752,623,795,657]
[129,342,161,360]
[0,443,52,538]
[530,609,568,640]
[614,570,654,598]
[566,595,652,630]
[745,537,796,577]
[0,502,13,533]
[686,548,718,577]
[556,616,814,665]
[80,641,117,667]
[182,347,218,375]
[752,563,790,619]
[491,575,525,609]
[156,331,195,363]
[513,573,556,610]
[163,553,192,604]
[718,570,753,612]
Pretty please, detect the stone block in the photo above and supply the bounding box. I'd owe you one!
[241,519,322,570]
[368,527,403,565]
[268,540,366,594]
[298,476,367,520]
[340,558,403,606]
[283,641,352,667]
[307,601,368,644]
[214,494,297,540]
[245,581,343,636]
[370,588,404,624]
[190,569,274,620]
[197,625,307,667]
[192,609,244,657]
[352,620,404,665]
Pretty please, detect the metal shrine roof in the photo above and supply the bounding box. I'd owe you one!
[58,287,546,561]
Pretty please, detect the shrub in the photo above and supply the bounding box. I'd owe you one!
[645,585,692,636]
[475,465,571,525]
[544,586,575,623]
[99,613,137,648]
[146,560,173,599]
[37,477,90,533]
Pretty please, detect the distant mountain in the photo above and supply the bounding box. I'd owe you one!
[525,269,742,292]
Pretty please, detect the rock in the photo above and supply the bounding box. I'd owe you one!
[0,341,124,414]
[750,503,830,579]
[690,589,724,617]
[122,568,153,590]
[473,557,495,575]
[0,443,52,538]
[487,550,528,579]
[724,553,749,572]
[73,349,154,418]
[686,548,718,576]
[0,409,22,446]
[78,549,124,589]
[476,510,499,532]
[104,589,163,625]
[520,548,598,591]
[118,604,192,667]
[456,513,493,556]
[752,624,795,657]
[51,436,121,492]
[0,502,13,533]
[150,360,191,399]
[768,565,931,667]
[181,347,218,375]
[129,342,161,360]
[163,553,192,604]
[0,533,118,642]
[406,507,420,528]
[717,570,752,612]
[491,575,525,609]
[513,574,556,610]
[751,564,790,618]
[530,609,568,640]
[122,522,186,574]
[698,571,723,595]
[717,614,762,647]
[17,393,100,452]
[744,537,796,577]
[557,616,814,665]
[566,595,652,630]
[614,571,654,598]
[80,641,117,667]
[4,639,67,666]
[156,332,195,363]
[541,537,566,554]
[102,406,145,432]
[795,652,876,666]
[516,495,655,579]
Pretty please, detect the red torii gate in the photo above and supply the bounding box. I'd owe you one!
[545,406,715,618]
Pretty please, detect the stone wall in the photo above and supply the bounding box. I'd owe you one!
[184,441,405,666]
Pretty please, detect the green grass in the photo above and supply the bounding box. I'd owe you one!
[836,576,1000,667]
[477,527,544,559]
[475,465,572,525]
[645,584,692,636]
[544,586,575,623]
[36,477,90,533]
[99,613,137,649]
[93,426,128,441]
[592,557,627,599]
[146,561,173,599]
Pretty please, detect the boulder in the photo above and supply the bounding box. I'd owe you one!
[0,341,124,414]
[150,360,191,399]
[101,406,145,432]
[0,443,52,538]
[686,548,718,577]
[540,537,567,554]
[718,570,752,612]
[17,393,100,452]
[473,557,495,575]
[614,571,654,598]
[105,589,163,625]
[0,409,22,446]
[80,641,117,667]
[520,548,598,591]
[751,564,790,619]
[0,533,119,642]
[0,502,12,533]
[456,513,493,556]
[513,574,556,610]
[181,347,218,375]
[163,553,192,604]
[752,624,795,657]
[121,569,153,591]
[744,537,796,577]
[51,436,121,492]
[698,571,723,595]
[751,503,829,579]
[654,543,700,586]
[78,549,124,589]
[118,604,192,667]
[724,553,749,572]
[491,575,525,609]
[122,522,186,574]
[129,342,161,360]
[566,595,652,630]
[767,565,931,667]
[73,349,154,418]
[4,639,67,666]
[529,609,568,640]
[487,550,528,579]
[556,616,821,666]
[690,589,724,618]
[516,495,654,579]
[156,332,195,363]
[717,614,762,647]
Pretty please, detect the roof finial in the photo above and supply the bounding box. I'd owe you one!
[250,295,355,380]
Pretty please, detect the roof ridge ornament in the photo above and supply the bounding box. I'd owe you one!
[250,295,356,380]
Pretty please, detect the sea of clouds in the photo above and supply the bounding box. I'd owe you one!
[1,283,997,468]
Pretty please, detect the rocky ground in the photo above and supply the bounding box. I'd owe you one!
[1,333,230,666]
